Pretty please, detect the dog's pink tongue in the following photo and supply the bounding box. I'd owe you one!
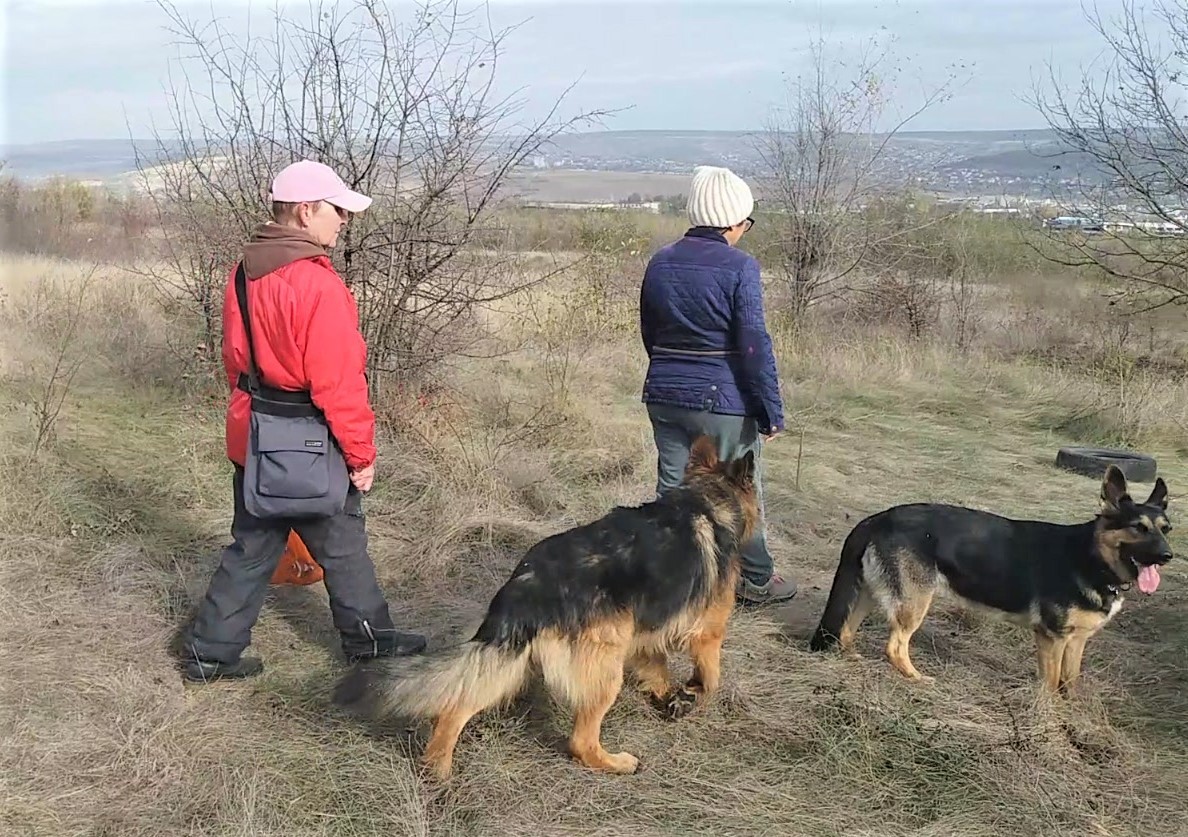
[1138,564,1161,594]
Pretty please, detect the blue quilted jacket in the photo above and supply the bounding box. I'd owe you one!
[639,227,785,434]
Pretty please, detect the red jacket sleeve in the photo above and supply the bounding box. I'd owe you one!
[221,266,242,392]
[301,280,377,471]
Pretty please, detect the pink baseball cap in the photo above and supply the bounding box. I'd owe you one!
[269,160,373,213]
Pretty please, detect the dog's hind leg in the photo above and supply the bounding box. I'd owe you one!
[885,590,934,682]
[544,618,639,775]
[421,705,480,781]
[839,586,876,656]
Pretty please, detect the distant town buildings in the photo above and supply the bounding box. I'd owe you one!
[521,199,662,213]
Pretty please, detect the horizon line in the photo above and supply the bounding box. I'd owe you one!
[2,125,1059,149]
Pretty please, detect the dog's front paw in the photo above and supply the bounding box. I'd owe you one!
[662,687,699,720]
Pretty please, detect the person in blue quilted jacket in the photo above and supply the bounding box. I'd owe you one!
[639,164,796,606]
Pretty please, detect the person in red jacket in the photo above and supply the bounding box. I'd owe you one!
[182,160,427,683]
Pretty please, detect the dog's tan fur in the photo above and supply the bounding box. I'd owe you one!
[812,465,1174,693]
[335,436,759,780]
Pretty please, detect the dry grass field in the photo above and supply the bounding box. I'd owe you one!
[1,231,1187,836]
[504,169,691,203]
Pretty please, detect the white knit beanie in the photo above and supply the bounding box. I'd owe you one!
[686,165,754,228]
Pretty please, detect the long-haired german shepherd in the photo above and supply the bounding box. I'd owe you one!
[332,436,760,779]
[809,465,1173,692]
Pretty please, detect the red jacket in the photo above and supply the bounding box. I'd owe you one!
[221,226,376,471]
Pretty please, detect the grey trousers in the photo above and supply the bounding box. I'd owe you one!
[646,403,774,585]
[184,466,400,665]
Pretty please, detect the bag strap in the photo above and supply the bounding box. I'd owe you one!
[233,262,261,394]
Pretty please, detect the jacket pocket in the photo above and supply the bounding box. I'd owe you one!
[699,382,722,411]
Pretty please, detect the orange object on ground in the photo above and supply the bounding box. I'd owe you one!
[270,530,325,586]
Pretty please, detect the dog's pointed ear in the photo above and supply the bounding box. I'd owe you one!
[1146,476,1169,510]
[1100,465,1131,516]
[687,435,719,472]
[729,450,757,485]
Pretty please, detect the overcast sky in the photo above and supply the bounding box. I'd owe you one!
[4,0,1134,145]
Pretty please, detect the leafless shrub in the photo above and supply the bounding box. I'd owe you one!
[936,212,986,353]
[1029,0,1188,314]
[4,267,96,461]
[0,176,151,263]
[133,0,609,394]
[851,270,941,340]
[754,34,961,323]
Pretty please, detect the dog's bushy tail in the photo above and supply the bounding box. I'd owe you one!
[332,640,532,721]
[333,562,552,720]
[809,516,872,652]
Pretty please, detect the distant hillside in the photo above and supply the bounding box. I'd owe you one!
[0,139,176,180]
[0,129,1100,199]
[1,130,1064,175]
[939,147,1078,176]
[893,128,1060,145]
[541,128,1063,152]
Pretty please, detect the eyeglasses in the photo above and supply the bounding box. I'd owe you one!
[742,216,755,232]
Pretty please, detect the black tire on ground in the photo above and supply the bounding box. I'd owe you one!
[1055,446,1158,483]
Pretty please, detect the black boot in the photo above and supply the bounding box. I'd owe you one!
[183,656,264,683]
[376,631,427,657]
[345,624,427,664]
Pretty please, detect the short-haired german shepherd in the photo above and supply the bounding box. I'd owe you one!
[332,436,759,779]
[810,465,1173,692]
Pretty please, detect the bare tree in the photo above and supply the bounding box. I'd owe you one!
[941,212,984,353]
[10,266,96,462]
[1030,0,1188,313]
[132,0,607,392]
[754,35,960,322]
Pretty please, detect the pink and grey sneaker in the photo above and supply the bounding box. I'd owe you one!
[737,573,798,605]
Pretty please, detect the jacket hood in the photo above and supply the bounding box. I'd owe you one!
[242,222,327,279]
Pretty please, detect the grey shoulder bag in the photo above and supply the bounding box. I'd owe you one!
[235,262,351,519]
